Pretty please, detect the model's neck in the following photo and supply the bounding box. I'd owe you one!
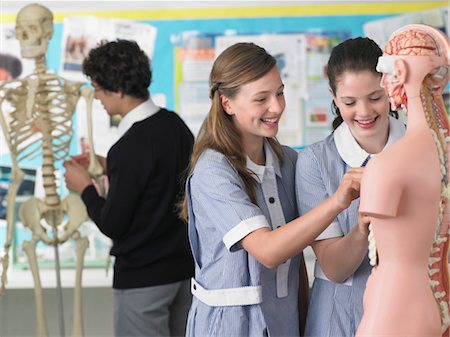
[34,55,47,74]
[406,95,428,131]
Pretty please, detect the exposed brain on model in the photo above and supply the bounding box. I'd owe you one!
[376,25,450,112]
[385,29,439,56]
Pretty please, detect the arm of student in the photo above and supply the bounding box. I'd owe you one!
[311,213,370,283]
[294,147,369,281]
[79,145,146,239]
[194,150,362,269]
[241,186,357,268]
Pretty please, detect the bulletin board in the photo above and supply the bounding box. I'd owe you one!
[0,1,447,269]
[1,1,447,149]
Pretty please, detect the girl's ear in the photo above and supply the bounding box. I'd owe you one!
[220,95,233,116]
[328,86,334,96]
[329,87,338,107]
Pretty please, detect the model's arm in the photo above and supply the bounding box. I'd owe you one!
[240,167,363,269]
[311,213,370,283]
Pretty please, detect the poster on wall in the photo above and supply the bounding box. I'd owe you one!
[60,16,157,81]
[302,31,349,146]
[173,31,350,148]
[174,33,216,136]
[59,16,158,156]
[174,32,308,147]
[363,6,447,49]
[0,23,35,158]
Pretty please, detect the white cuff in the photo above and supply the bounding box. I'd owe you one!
[223,215,270,251]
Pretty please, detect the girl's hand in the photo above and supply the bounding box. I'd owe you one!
[333,167,365,210]
[357,212,371,237]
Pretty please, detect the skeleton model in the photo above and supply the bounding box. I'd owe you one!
[357,24,450,337]
[0,4,103,337]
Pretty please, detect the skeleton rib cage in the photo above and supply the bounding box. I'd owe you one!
[1,75,81,206]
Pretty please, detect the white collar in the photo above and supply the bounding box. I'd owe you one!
[246,139,282,183]
[334,115,406,168]
[117,97,159,139]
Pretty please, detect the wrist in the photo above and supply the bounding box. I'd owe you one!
[329,194,346,213]
[78,180,94,194]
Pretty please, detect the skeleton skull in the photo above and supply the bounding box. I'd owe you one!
[15,3,53,59]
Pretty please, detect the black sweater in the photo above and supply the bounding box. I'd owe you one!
[81,108,194,289]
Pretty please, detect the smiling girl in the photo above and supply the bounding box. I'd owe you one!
[180,42,365,337]
[296,37,405,337]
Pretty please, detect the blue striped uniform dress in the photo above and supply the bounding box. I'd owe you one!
[296,116,405,337]
[186,141,301,337]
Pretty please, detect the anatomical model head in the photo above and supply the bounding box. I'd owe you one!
[376,24,450,110]
[15,3,53,59]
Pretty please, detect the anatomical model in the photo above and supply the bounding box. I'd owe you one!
[0,3,103,337]
[356,24,450,337]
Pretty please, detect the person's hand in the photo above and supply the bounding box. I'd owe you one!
[71,153,106,173]
[333,167,365,210]
[357,212,371,237]
[71,153,90,170]
[63,159,93,193]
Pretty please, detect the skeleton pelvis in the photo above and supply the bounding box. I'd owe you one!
[19,195,88,244]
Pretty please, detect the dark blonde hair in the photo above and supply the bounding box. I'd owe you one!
[179,42,284,221]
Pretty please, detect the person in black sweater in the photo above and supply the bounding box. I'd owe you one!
[64,39,194,337]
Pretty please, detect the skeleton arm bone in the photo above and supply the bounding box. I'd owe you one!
[0,87,25,295]
[81,86,106,197]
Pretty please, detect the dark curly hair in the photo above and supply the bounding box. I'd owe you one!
[327,37,398,130]
[82,39,151,100]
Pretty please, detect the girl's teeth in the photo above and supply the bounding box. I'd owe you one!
[263,118,277,123]
[358,119,375,124]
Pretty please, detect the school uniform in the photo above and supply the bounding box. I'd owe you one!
[186,140,301,337]
[81,98,194,337]
[296,116,405,337]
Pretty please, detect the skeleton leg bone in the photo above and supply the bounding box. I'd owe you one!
[72,233,88,337]
[23,238,49,337]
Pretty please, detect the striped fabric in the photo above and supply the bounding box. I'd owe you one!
[186,142,301,337]
[296,117,405,337]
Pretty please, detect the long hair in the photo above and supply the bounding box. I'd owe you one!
[179,42,284,221]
